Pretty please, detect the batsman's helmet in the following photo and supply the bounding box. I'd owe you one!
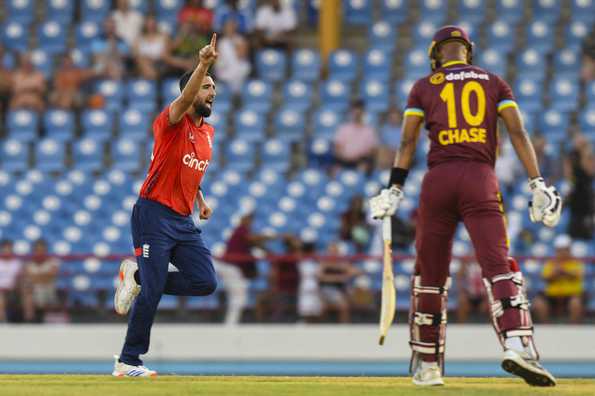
[428,25,473,71]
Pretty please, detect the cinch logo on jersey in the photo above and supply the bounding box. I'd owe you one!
[438,128,487,146]
[445,71,489,81]
[182,152,209,172]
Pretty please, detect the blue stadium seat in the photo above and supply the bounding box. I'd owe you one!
[274,108,305,141]
[71,49,91,68]
[283,80,312,111]
[404,49,427,80]
[419,0,447,24]
[364,49,391,81]
[81,0,111,23]
[1,140,30,172]
[127,79,157,112]
[565,21,590,51]
[319,80,349,112]
[76,22,100,51]
[262,139,291,171]
[549,78,579,112]
[30,49,53,79]
[37,21,67,54]
[156,0,183,23]
[579,107,595,133]
[394,79,416,107]
[328,49,358,82]
[128,0,150,13]
[313,108,341,138]
[241,80,272,113]
[495,0,523,22]
[514,79,543,113]
[380,0,409,24]
[411,21,438,48]
[82,109,113,142]
[225,139,256,171]
[486,20,515,53]
[7,110,38,142]
[119,109,150,140]
[368,21,396,52]
[360,79,390,113]
[477,48,506,77]
[525,20,553,54]
[344,0,372,25]
[538,109,569,137]
[96,80,124,113]
[553,48,580,77]
[570,0,595,23]
[308,137,334,167]
[459,0,486,23]
[73,138,104,172]
[35,139,66,172]
[533,0,561,22]
[256,49,287,82]
[111,138,143,172]
[1,22,28,52]
[47,0,75,23]
[6,0,34,24]
[587,82,595,106]
[516,49,546,81]
[44,109,75,142]
[234,110,265,142]
[291,49,320,81]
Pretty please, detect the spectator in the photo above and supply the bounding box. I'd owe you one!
[333,99,380,173]
[456,258,488,323]
[215,19,251,94]
[0,240,23,323]
[0,45,13,118]
[133,16,169,80]
[317,242,360,323]
[564,134,595,240]
[9,52,46,112]
[495,137,523,195]
[49,53,98,109]
[91,18,129,80]
[178,0,214,32]
[532,134,562,182]
[111,0,144,47]
[163,22,210,75]
[297,242,322,323]
[222,213,270,280]
[580,26,595,82]
[214,0,252,34]
[532,235,585,323]
[340,195,372,252]
[254,0,297,50]
[255,235,301,322]
[22,239,61,323]
[391,210,417,251]
[377,106,402,168]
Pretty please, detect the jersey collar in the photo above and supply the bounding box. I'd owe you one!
[442,60,468,68]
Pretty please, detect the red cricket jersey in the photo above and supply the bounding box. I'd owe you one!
[404,61,518,169]
[139,106,214,216]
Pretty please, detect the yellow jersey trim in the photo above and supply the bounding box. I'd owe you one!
[497,100,518,113]
[442,60,468,68]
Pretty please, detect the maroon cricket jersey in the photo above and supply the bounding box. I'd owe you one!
[405,61,518,169]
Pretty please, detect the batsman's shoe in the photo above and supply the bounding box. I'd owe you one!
[114,259,141,315]
[501,349,556,387]
[412,365,444,386]
[112,355,157,377]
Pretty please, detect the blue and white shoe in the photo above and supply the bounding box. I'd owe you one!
[112,355,157,377]
[114,259,141,315]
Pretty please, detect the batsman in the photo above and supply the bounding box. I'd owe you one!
[369,26,562,387]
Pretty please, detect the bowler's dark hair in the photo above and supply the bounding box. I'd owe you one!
[179,70,212,93]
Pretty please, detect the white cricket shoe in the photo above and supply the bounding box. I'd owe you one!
[112,355,157,377]
[501,349,556,387]
[412,364,444,386]
[114,259,141,315]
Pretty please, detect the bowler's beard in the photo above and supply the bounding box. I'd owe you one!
[193,103,211,118]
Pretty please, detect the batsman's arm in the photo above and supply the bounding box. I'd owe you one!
[500,106,541,179]
[390,114,423,187]
[169,33,218,125]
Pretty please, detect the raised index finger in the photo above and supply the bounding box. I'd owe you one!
[210,33,217,48]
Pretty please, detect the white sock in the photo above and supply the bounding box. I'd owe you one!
[505,336,524,352]
[421,361,438,370]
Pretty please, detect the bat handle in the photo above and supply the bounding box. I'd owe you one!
[382,216,391,242]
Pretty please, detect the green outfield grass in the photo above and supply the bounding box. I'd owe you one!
[1,376,594,396]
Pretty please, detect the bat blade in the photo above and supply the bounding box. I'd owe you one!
[378,217,396,345]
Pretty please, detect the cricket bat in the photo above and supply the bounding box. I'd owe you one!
[378,216,396,345]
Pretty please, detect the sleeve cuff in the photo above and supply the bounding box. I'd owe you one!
[497,100,518,113]
[404,107,424,118]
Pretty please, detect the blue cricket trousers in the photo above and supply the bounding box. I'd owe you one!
[120,198,217,366]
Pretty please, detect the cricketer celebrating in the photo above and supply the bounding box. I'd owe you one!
[111,34,219,377]
[370,26,562,387]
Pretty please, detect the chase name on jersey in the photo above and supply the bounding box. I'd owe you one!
[445,70,489,81]
[183,152,209,172]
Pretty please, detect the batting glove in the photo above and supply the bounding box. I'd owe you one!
[528,177,562,228]
[369,186,404,220]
